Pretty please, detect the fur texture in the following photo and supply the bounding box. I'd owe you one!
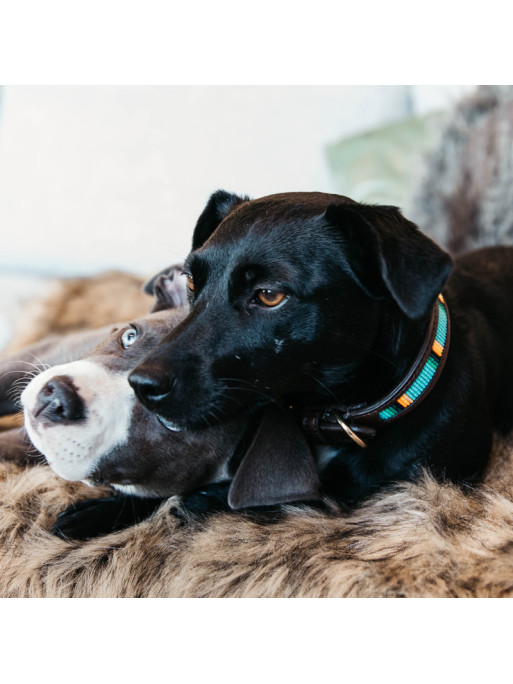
[1,434,513,597]
[410,85,513,255]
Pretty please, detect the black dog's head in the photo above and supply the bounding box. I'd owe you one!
[130,191,452,433]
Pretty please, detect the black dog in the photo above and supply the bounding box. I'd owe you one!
[128,190,513,509]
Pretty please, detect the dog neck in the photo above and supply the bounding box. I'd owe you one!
[300,294,451,447]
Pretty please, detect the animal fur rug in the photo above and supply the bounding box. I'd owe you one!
[2,86,513,598]
[1,434,513,597]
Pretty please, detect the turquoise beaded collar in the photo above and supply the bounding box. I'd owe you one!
[301,294,451,447]
[378,293,449,422]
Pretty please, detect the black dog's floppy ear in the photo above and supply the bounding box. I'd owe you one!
[192,190,250,250]
[142,264,188,312]
[326,204,453,320]
[228,405,321,510]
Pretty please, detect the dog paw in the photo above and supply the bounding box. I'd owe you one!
[175,481,231,520]
[51,495,165,540]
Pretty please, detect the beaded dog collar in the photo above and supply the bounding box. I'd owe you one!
[301,294,451,447]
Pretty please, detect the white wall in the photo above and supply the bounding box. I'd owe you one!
[0,85,473,277]
[0,86,411,276]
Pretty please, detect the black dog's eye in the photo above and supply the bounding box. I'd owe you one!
[255,289,288,308]
[120,327,138,349]
[185,275,195,293]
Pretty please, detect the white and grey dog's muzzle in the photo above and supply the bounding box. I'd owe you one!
[21,360,134,482]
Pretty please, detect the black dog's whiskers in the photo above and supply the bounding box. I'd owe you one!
[207,393,250,426]
[332,332,400,370]
[220,377,281,407]
[205,409,221,428]
[213,391,246,410]
[300,370,340,403]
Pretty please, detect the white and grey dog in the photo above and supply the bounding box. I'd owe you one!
[0,267,248,537]
[19,307,245,498]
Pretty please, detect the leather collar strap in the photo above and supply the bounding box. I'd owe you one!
[301,294,451,447]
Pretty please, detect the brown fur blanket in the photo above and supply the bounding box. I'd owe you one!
[1,433,513,597]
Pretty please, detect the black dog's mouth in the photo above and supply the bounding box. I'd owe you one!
[151,387,274,433]
[156,414,183,432]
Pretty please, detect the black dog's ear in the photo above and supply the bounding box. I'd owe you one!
[142,264,188,312]
[228,405,321,510]
[325,204,453,319]
[192,190,249,250]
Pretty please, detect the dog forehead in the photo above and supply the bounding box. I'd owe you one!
[194,227,337,292]
[192,235,309,289]
[218,192,354,237]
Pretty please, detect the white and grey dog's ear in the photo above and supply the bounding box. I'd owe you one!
[0,326,114,416]
[143,264,189,312]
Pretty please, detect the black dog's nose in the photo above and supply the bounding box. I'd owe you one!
[128,368,176,412]
[34,376,85,423]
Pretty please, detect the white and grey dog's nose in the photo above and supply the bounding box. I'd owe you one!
[21,359,135,482]
[33,375,85,423]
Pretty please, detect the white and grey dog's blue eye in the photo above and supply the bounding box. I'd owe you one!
[120,327,138,349]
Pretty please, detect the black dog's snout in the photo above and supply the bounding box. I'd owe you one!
[128,368,176,412]
[34,376,85,423]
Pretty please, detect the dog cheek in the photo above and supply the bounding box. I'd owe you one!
[86,410,154,488]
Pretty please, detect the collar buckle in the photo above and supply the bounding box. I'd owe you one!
[331,411,368,448]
